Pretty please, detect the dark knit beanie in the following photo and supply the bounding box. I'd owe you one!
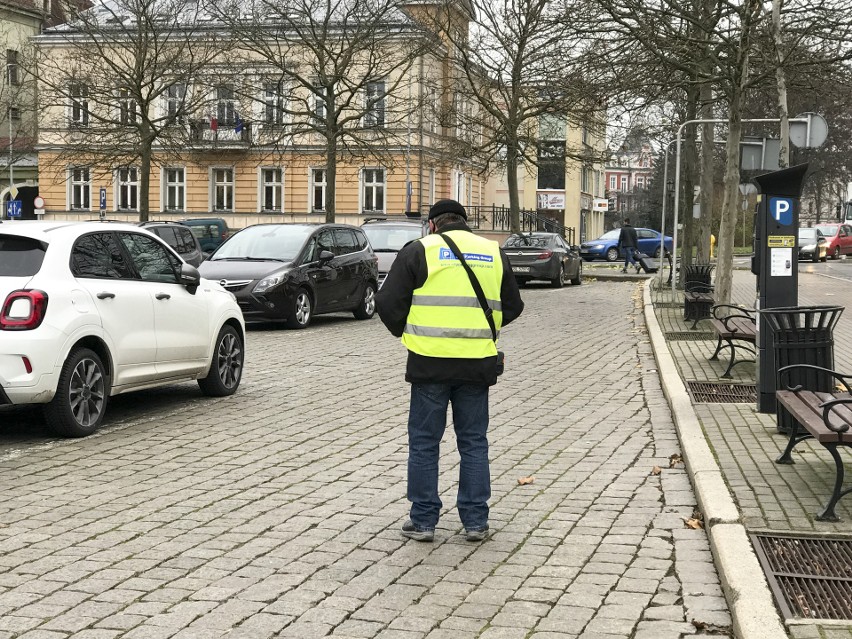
[428,199,467,220]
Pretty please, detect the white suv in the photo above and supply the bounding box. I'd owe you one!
[0,220,245,437]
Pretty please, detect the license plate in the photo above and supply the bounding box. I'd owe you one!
[512,266,530,273]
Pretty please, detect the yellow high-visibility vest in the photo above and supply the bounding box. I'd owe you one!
[402,231,503,359]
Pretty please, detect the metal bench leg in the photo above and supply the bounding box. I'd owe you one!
[817,444,846,522]
[775,428,811,464]
[691,314,700,330]
[721,340,736,378]
[709,336,724,361]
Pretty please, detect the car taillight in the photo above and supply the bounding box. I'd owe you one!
[0,290,49,331]
[537,250,553,260]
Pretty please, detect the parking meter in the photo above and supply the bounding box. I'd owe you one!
[752,163,808,412]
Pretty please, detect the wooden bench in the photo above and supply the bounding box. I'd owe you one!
[775,365,852,522]
[683,283,715,329]
[707,304,757,378]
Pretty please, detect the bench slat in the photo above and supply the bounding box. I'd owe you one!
[776,390,852,443]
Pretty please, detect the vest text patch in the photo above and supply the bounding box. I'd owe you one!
[438,248,494,263]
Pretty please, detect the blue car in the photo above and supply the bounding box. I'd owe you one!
[580,228,673,262]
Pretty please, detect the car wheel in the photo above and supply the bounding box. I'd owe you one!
[44,347,109,438]
[605,247,619,262]
[813,253,820,263]
[571,262,582,286]
[198,324,243,397]
[832,246,841,260]
[550,265,565,288]
[286,288,313,329]
[353,282,376,320]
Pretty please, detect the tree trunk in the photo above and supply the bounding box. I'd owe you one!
[715,90,745,305]
[773,0,790,169]
[697,82,715,263]
[680,85,700,283]
[506,144,520,234]
[139,122,152,222]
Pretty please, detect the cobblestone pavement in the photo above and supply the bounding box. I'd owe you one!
[0,280,732,638]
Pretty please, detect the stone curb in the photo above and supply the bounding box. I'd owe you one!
[642,281,787,639]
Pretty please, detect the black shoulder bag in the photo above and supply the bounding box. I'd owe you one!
[439,233,504,376]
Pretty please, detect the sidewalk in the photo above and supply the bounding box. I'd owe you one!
[639,266,852,639]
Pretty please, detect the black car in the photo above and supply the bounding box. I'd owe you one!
[502,232,582,287]
[361,216,428,287]
[138,221,204,266]
[198,223,379,328]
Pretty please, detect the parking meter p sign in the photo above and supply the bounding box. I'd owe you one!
[6,200,22,219]
[99,187,107,211]
[769,197,794,226]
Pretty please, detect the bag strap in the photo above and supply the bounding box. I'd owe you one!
[439,233,497,342]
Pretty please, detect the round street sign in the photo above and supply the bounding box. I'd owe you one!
[33,196,45,209]
[790,112,828,148]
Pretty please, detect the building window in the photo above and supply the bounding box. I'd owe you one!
[216,85,236,125]
[70,168,91,210]
[6,50,19,86]
[164,167,185,211]
[537,141,566,190]
[620,176,628,191]
[261,168,283,212]
[582,125,589,145]
[636,176,645,190]
[212,168,234,211]
[9,107,20,121]
[116,167,138,211]
[364,80,385,128]
[118,87,137,125]
[609,175,617,191]
[166,83,185,121]
[311,168,326,212]
[264,81,285,125]
[312,80,327,123]
[581,166,590,193]
[70,83,89,127]
[362,168,384,213]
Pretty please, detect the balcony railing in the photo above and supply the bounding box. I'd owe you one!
[188,119,251,145]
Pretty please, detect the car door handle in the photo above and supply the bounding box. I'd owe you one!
[96,292,115,300]
[155,293,171,300]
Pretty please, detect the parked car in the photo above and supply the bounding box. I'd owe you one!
[361,216,429,287]
[0,221,245,438]
[198,223,379,328]
[138,220,204,266]
[181,217,232,252]
[502,232,582,287]
[580,228,673,262]
[797,227,828,262]
[815,223,852,260]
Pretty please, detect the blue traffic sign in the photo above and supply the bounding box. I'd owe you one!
[769,197,794,226]
[6,200,22,218]
[99,187,107,211]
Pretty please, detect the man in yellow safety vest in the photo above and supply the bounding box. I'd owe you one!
[376,199,524,542]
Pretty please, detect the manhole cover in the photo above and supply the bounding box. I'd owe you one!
[687,381,757,403]
[751,534,852,620]
[665,331,714,341]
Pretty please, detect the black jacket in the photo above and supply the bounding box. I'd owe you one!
[376,222,524,386]
[618,224,638,249]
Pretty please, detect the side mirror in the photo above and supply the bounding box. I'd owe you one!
[818,237,826,244]
[319,250,335,263]
[180,263,201,291]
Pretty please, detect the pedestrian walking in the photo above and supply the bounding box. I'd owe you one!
[618,217,639,272]
[376,199,524,543]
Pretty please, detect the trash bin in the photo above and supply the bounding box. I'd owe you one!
[684,263,714,288]
[762,305,845,433]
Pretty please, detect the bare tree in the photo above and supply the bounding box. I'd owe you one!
[34,0,224,220]
[209,0,434,222]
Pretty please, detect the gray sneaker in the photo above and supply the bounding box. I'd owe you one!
[465,525,489,542]
[401,520,434,542]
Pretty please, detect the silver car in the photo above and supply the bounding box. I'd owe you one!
[361,217,428,287]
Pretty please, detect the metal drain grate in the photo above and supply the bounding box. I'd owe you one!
[656,302,682,308]
[751,534,852,620]
[665,331,715,341]
[687,381,757,403]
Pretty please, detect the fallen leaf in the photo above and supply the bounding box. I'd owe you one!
[691,620,708,630]
[669,453,683,468]
[517,476,535,485]
[684,517,704,530]
[651,466,662,476]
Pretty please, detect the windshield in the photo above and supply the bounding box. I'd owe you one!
[597,230,621,241]
[210,225,313,261]
[815,225,838,237]
[503,235,551,248]
[798,228,818,243]
[362,225,423,251]
[0,236,46,276]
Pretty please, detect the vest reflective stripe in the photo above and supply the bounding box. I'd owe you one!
[404,324,498,339]
[402,231,503,359]
[412,294,502,311]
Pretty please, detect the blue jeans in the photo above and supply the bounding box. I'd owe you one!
[622,247,637,269]
[407,383,490,530]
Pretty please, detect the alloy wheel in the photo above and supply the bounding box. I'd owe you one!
[295,292,311,325]
[69,358,106,429]
[215,332,243,390]
[364,286,376,315]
